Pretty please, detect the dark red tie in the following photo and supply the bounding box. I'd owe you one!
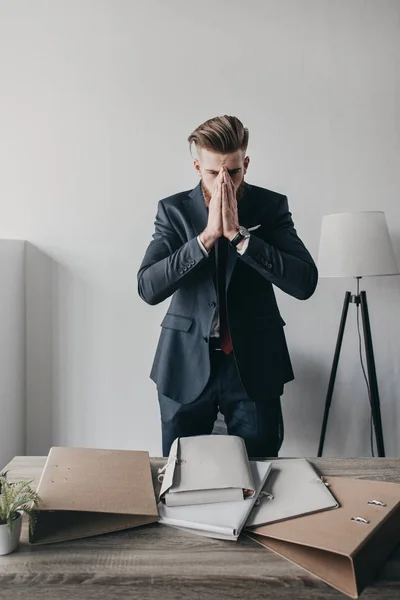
[217,237,233,354]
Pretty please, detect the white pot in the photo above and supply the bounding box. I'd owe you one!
[0,513,22,556]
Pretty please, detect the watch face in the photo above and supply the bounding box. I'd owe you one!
[238,226,250,237]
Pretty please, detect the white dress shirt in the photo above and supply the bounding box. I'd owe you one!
[196,235,250,338]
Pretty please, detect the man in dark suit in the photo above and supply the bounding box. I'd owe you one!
[138,115,318,457]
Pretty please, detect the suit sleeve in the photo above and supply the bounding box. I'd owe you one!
[137,200,208,305]
[239,196,318,300]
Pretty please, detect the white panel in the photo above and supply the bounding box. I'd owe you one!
[0,241,25,468]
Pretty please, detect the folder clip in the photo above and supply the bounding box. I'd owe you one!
[255,491,274,506]
[157,455,177,483]
[316,476,330,487]
[367,499,387,506]
[350,516,370,524]
[157,456,185,483]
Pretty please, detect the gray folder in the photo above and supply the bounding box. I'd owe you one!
[245,458,339,528]
[158,435,255,506]
[158,460,272,540]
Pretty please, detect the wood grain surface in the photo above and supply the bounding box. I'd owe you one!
[0,455,399,600]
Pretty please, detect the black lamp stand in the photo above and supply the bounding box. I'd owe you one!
[317,278,385,457]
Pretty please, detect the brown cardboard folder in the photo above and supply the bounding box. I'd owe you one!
[247,476,400,598]
[30,446,159,544]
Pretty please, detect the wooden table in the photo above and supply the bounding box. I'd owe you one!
[0,456,399,600]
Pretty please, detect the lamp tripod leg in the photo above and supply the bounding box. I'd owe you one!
[359,291,385,457]
[318,292,351,457]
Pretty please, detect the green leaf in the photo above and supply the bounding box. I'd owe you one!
[0,471,42,534]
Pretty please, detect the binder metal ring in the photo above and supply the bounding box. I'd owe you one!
[157,455,179,482]
[255,491,274,506]
[350,516,370,524]
[367,499,386,506]
[316,476,330,487]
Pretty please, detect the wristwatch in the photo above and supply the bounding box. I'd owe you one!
[229,225,251,248]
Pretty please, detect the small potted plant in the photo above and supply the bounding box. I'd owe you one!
[0,471,41,555]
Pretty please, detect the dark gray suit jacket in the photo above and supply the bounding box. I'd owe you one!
[137,181,318,404]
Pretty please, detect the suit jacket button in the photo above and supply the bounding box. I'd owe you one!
[209,301,216,308]
[267,263,272,269]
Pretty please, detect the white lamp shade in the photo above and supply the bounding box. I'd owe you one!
[318,211,399,278]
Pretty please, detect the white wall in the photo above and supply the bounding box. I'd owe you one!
[0,0,399,458]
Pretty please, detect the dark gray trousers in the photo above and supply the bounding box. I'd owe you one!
[158,342,284,458]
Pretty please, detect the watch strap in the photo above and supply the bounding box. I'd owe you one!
[229,231,244,247]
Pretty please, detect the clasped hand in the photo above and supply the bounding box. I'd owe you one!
[202,167,239,248]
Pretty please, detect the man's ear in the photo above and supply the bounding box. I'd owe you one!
[244,156,250,174]
[194,159,202,177]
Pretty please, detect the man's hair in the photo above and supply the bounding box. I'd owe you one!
[188,115,249,156]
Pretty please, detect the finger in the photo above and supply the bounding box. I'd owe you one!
[229,174,236,195]
[213,174,222,196]
[225,177,233,201]
[220,186,227,222]
[216,179,223,207]
[220,181,225,203]
[223,174,232,196]
[213,177,220,194]
[228,186,237,213]
[221,184,227,224]
[226,171,235,191]
[224,183,231,214]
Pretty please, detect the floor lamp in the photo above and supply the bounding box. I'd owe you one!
[317,211,399,457]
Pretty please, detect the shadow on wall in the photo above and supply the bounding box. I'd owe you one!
[25,243,55,456]
[391,234,400,268]
[26,244,105,450]
[377,233,400,457]
[279,354,330,457]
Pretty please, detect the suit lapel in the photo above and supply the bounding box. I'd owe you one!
[184,181,208,236]
[237,181,254,228]
[225,182,253,287]
[184,182,216,292]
